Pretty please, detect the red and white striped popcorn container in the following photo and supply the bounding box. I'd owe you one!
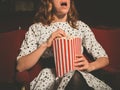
[53,37,81,77]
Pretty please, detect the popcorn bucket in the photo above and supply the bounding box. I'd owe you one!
[53,37,81,77]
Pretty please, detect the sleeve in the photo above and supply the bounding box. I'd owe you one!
[81,22,108,60]
[17,25,38,60]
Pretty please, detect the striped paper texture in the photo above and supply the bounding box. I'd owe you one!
[53,37,81,77]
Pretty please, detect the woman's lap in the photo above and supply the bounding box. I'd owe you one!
[30,68,112,90]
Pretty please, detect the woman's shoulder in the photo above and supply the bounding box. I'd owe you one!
[76,20,92,33]
[27,22,45,32]
[77,20,89,28]
[24,22,43,35]
[29,22,43,29]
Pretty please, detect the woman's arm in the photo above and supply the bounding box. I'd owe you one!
[74,55,109,72]
[74,21,109,72]
[16,43,47,72]
[16,29,66,72]
[87,57,109,72]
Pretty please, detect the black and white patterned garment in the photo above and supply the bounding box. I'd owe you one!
[17,21,112,90]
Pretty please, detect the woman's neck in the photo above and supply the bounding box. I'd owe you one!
[53,14,67,22]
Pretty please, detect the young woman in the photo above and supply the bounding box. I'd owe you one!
[16,0,112,89]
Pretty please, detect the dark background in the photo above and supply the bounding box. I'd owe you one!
[0,0,120,32]
[75,0,120,27]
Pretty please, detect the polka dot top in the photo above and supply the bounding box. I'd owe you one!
[17,20,108,60]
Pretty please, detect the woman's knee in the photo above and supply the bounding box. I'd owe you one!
[72,70,84,82]
[41,68,55,80]
[65,70,93,90]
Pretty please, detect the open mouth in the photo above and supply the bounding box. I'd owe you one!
[61,2,67,6]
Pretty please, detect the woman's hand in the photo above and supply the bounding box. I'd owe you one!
[46,29,66,47]
[74,55,90,71]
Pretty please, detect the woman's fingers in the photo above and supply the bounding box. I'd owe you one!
[52,29,66,39]
[74,55,90,71]
[74,65,88,71]
[74,60,85,66]
[47,29,66,47]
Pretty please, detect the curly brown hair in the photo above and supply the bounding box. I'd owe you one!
[34,0,79,28]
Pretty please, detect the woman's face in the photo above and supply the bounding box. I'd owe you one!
[52,0,70,16]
